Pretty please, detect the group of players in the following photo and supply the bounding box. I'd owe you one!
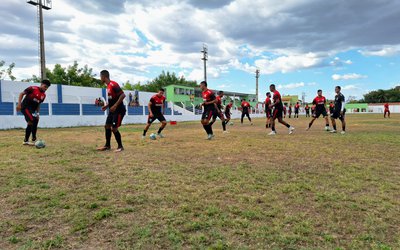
[17,70,350,152]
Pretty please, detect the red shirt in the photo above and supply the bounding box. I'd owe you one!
[305,105,310,110]
[225,103,233,113]
[384,103,389,110]
[107,80,125,112]
[313,95,326,111]
[295,104,300,109]
[272,90,283,109]
[22,86,46,110]
[149,94,165,114]
[202,89,216,108]
[216,95,223,108]
[241,101,250,112]
[265,97,271,110]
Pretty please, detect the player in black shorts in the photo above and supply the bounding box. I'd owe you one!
[16,80,51,145]
[224,101,233,126]
[97,70,126,152]
[209,91,227,133]
[268,84,295,135]
[142,88,167,139]
[306,89,330,131]
[330,86,346,134]
[200,81,218,140]
[264,92,272,128]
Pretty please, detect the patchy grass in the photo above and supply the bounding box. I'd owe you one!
[0,114,399,249]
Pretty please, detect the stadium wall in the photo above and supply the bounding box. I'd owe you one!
[0,80,266,130]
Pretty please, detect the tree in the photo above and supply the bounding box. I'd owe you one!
[23,61,102,87]
[122,71,197,91]
[361,87,400,103]
[0,60,16,81]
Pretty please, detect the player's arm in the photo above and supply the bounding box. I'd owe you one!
[162,100,165,115]
[109,92,126,113]
[17,91,26,111]
[36,104,41,118]
[148,101,153,117]
[270,98,280,108]
[340,96,345,114]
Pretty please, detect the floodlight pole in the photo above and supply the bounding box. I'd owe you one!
[201,44,208,82]
[38,1,46,80]
[255,69,260,102]
[28,0,51,81]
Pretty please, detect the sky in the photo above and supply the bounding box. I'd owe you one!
[1,0,400,102]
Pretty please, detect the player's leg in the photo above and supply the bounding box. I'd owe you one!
[246,112,252,124]
[324,115,330,130]
[157,114,167,137]
[307,117,316,130]
[330,116,337,133]
[241,112,245,124]
[201,109,213,138]
[143,115,155,137]
[388,110,391,118]
[278,116,294,134]
[21,109,34,144]
[112,112,125,151]
[224,112,231,125]
[339,113,346,133]
[219,113,227,132]
[31,116,39,142]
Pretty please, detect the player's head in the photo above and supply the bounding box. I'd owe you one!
[335,86,341,93]
[200,81,207,90]
[242,98,246,101]
[317,89,322,96]
[218,91,224,97]
[269,84,276,91]
[157,88,165,97]
[40,79,51,92]
[100,70,110,83]
[266,92,271,97]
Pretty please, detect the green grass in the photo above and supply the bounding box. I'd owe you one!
[0,114,399,249]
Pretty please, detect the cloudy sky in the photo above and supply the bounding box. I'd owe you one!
[1,0,400,101]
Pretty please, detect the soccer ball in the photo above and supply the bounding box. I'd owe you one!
[35,140,46,149]
[149,133,157,140]
[230,122,234,126]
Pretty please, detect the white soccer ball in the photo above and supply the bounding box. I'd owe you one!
[149,133,157,140]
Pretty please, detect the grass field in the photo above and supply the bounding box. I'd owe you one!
[0,114,399,249]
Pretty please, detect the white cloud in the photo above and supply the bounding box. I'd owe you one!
[332,73,367,81]
[359,45,400,57]
[330,57,352,67]
[277,82,305,89]
[341,85,360,91]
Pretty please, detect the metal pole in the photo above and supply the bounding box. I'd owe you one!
[38,0,46,80]
[201,44,208,82]
[255,69,260,102]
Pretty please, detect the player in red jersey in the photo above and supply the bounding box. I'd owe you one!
[384,103,390,118]
[329,101,334,114]
[283,105,287,118]
[16,80,51,145]
[240,99,253,125]
[224,101,233,125]
[305,104,310,117]
[142,88,167,139]
[97,70,126,152]
[306,90,330,131]
[288,104,292,118]
[200,81,218,140]
[209,91,227,133]
[268,84,295,135]
[264,92,272,128]
[294,102,300,118]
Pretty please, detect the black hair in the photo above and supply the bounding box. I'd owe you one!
[41,79,51,87]
[317,89,322,92]
[100,70,110,79]
[218,91,223,95]
[200,81,207,87]
[266,92,271,96]
[270,84,275,88]
[336,86,341,90]
[159,88,165,92]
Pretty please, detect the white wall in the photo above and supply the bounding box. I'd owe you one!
[62,85,103,104]
[0,113,267,130]
[1,80,58,103]
[368,104,400,113]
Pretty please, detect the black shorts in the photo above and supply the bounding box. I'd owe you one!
[331,109,346,120]
[313,108,328,118]
[106,111,125,128]
[266,109,272,118]
[272,107,283,119]
[225,111,231,119]
[148,113,166,124]
[295,109,299,114]
[21,108,37,123]
[213,110,224,120]
[202,106,217,121]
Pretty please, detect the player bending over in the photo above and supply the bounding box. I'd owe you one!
[264,92,272,128]
[142,88,167,139]
[268,84,295,135]
[306,89,330,131]
[17,79,51,145]
[200,81,218,140]
[330,86,346,134]
[97,70,126,152]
